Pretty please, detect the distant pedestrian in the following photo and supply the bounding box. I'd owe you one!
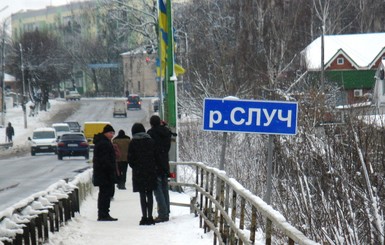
[92,124,118,221]
[29,104,35,117]
[128,123,158,225]
[113,130,131,190]
[6,122,14,142]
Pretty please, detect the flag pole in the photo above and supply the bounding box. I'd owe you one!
[166,0,176,129]
[156,1,164,120]
[164,0,179,170]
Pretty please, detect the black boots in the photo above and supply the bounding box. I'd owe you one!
[98,215,118,221]
[139,217,147,225]
[139,216,155,225]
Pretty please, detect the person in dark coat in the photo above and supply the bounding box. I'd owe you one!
[113,130,131,190]
[92,124,118,221]
[6,122,14,142]
[147,115,172,223]
[128,123,158,225]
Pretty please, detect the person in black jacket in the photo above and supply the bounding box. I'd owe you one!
[147,115,172,223]
[92,124,118,221]
[128,123,158,225]
[6,122,14,142]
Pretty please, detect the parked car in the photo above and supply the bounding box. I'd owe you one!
[57,133,90,160]
[127,94,142,110]
[52,123,71,138]
[28,127,58,156]
[65,90,81,101]
[113,100,127,117]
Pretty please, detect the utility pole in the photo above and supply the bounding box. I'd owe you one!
[1,21,5,127]
[19,43,27,128]
[0,6,9,127]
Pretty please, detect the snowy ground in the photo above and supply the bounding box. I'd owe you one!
[0,100,71,154]
[0,99,217,245]
[45,180,214,245]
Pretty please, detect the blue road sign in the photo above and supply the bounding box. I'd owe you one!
[203,98,298,135]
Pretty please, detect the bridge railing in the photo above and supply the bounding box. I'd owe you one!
[0,169,93,245]
[169,161,319,245]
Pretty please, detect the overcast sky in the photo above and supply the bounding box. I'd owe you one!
[0,0,80,21]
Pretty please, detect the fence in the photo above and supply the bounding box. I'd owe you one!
[0,169,93,245]
[1,162,319,245]
[0,142,13,150]
[169,161,319,245]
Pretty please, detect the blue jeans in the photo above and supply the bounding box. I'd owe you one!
[154,176,170,218]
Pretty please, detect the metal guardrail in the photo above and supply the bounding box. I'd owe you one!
[169,161,319,245]
[0,169,93,245]
[0,142,13,150]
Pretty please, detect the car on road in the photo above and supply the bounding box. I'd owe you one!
[57,133,90,160]
[64,121,81,132]
[127,94,142,110]
[52,123,71,138]
[65,90,81,101]
[153,99,159,112]
[113,100,127,117]
[28,127,58,156]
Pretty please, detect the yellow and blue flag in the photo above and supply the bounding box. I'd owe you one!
[158,0,185,78]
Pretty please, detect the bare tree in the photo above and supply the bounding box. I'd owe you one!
[7,30,71,109]
[176,0,385,243]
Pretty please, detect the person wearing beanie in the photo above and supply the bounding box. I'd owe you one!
[147,115,173,223]
[127,123,158,225]
[113,130,131,189]
[102,124,115,134]
[92,124,118,221]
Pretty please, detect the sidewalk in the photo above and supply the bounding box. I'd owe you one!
[45,168,213,245]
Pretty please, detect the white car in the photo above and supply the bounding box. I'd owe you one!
[28,127,58,156]
[65,90,81,101]
[52,123,71,138]
[113,100,127,117]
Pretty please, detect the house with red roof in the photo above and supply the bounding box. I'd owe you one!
[301,33,385,104]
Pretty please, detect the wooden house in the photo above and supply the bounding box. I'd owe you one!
[301,33,385,104]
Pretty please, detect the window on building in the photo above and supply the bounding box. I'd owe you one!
[337,57,344,65]
[137,81,141,93]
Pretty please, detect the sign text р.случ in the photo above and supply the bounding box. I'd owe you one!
[203,98,298,135]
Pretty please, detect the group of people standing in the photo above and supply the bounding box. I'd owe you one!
[92,115,173,225]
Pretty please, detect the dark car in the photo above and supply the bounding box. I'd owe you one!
[57,133,90,160]
[64,121,81,132]
[153,99,159,112]
[127,94,142,110]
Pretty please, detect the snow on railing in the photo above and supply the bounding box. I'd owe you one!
[0,169,93,245]
[169,161,320,245]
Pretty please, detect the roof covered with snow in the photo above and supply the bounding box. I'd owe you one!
[302,32,385,71]
[4,73,16,82]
